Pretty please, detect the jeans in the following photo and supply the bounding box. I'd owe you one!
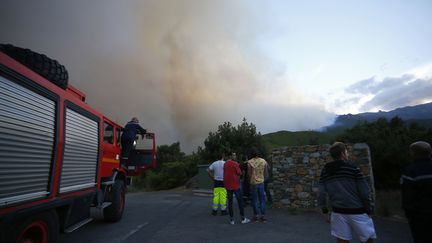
[227,189,245,219]
[250,183,266,216]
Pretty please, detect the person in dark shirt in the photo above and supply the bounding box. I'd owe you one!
[401,141,432,243]
[240,160,250,205]
[318,142,376,243]
[120,117,147,167]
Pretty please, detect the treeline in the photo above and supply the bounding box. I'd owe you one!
[135,119,266,190]
[337,117,432,189]
[136,116,432,191]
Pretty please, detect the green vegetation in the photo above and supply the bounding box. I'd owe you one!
[337,117,432,189]
[136,116,431,193]
[199,118,266,162]
[133,142,200,190]
[135,119,265,190]
[262,130,336,151]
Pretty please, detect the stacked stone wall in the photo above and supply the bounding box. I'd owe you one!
[270,143,373,209]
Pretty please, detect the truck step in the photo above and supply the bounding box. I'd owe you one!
[96,202,112,209]
[64,218,93,233]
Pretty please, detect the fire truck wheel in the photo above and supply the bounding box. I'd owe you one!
[0,44,69,89]
[104,180,126,222]
[10,210,59,243]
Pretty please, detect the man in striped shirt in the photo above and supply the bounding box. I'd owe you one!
[318,142,376,243]
[401,141,432,243]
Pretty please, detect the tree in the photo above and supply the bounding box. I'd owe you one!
[138,142,201,190]
[200,118,267,162]
[156,142,185,170]
[337,116,431,189]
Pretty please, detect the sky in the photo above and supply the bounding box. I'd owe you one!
[1,0,432,152]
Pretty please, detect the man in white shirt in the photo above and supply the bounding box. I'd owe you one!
[207,155,227,215]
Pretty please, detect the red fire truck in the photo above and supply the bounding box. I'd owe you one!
[0,44,157,243]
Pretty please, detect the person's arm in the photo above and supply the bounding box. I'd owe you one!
[247,162,252,183]
[264,161,269,180]
[355,168,374,215]
[317,168,328,214]
[135,124,147,137]
[207,163,214,179]
[207,169,214,179]
[400,168,416,218]
[235,163,241,177]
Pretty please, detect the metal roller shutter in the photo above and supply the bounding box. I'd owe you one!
[60,108,98,193]
[0,76,55,206]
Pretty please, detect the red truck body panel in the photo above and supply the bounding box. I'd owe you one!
[0,52,124,215]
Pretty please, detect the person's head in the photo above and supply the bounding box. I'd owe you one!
[249,147,259,158]
[229,151,237,160]
[217,151,224,160]
[131,117,139,123]
[409,141,432,160]
[329,142,348,160]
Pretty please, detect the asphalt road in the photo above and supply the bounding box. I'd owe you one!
[60,190,412,243]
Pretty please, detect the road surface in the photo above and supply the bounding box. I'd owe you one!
[60,190,411,243]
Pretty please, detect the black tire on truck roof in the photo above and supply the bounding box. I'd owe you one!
[0,44,69,89]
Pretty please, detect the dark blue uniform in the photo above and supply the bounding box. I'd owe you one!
[401,158,432,243]
[120,121,146,165]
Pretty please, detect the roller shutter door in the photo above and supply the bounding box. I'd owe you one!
[60,108,99,193]
[0,75,55,206]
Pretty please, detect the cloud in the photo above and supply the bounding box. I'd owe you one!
[360,77,432,111]
[340,73,432,112]
[405,63,432,79]
[0,0,335,152]
[345,77,376,94]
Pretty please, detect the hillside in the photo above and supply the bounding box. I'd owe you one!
[264,102,432,150]
[262,130,336,151]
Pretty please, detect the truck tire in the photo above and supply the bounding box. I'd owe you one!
[104,180,126,222]
[9,210,59,243]
[0,44,69,89]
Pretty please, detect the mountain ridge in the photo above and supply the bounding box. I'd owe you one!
[330,102,432,130]
[263,102,432,150]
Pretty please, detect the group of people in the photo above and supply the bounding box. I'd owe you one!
[207,141,432,243]
[121,117,431,242]
[207,147,270,224]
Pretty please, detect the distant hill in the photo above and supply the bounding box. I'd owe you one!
[263,102,432,150]
[329,102,432,130]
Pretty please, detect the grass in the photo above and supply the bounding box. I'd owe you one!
[262,130,337,151]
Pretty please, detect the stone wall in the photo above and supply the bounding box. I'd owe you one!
[269,143,374,209]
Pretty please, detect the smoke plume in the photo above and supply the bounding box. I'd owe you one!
[1,0,335,152]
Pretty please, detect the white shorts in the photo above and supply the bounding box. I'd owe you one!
[330,212,377,242]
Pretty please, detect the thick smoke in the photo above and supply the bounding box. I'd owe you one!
[1,0,335,152]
